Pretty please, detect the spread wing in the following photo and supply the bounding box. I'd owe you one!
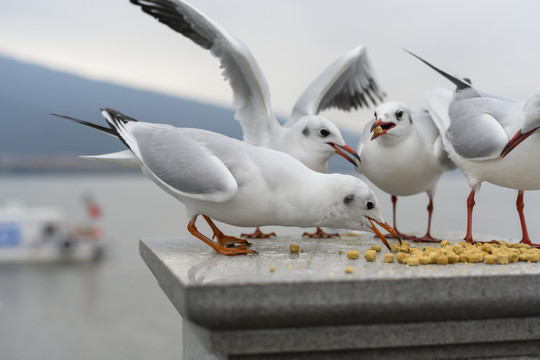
[131,0,279,145]
[289,46,385,124]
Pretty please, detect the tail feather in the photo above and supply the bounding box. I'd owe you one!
[53,109,142,170]
[81,150,140,169]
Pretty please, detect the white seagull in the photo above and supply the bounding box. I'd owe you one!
[408,51,540,247]
[53,109,399,255]
[356,101,455,242]
[130,0,385,238]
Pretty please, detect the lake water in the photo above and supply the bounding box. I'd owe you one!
[1,172,540,359]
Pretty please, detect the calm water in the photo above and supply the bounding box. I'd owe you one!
[1,172,540,360]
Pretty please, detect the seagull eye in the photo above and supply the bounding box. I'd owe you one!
[319,128,330,137]
[396,110,404,120]
[366,201,375,210]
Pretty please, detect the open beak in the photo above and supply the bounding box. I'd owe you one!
[327,143,361,167]
[370,119,395,140]
[367,217,402,251]
[500,128,538,158]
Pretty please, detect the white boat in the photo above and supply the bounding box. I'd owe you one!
[0,201,104,262]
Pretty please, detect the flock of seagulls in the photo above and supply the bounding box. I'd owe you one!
[54,0,540,255]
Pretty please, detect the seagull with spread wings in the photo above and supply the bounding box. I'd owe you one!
[130,0,385,238]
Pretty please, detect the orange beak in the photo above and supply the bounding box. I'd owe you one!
[327,143,361,167]
[367,217,402,251]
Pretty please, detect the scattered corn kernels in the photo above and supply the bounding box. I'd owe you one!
[496,254,509,265]
[447,252,459,264]
[383,253,395,263]
[390,244,400,253]
[289,244,300,253]
[396,252,409,264]
[364,250,377,262]
[372,125,383,135]
[344,266,354,274]
[436,255,448,265]
[528,252,540,262]
[347,250,360,259]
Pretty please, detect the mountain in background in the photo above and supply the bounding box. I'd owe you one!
[0,55,360,173]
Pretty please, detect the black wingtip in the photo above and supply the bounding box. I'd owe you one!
[130,0,214,50]
[51,113,116,136]
[403,49,471,91]
[100,108,139,124]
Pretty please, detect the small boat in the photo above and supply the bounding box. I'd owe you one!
[0,201,104,262]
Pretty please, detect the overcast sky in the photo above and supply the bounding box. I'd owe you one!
[1,0,539,133]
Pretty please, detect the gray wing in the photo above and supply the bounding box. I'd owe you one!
[289,46,385,124]
[447,97,522,160]
[128,123,238,202]
[132,0,279,145]
[412,109,455,170]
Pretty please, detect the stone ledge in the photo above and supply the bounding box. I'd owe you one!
[140,235,540,330]
[140,234,540,359]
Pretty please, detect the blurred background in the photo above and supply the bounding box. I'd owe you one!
[1,1,540,359]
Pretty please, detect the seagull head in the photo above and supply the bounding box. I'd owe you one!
[370,102,412,141]
[294,116,361,170]
[501,90,540,158]
[329,176,401,251]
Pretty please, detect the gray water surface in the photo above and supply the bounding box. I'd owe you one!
[1,172,539,359]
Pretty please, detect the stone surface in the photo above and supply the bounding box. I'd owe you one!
[140,233,540,359]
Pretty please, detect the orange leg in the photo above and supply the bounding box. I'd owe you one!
[464,188,476,244]
[387,195,417,241]
[516,191,540,248]
[188,215,256,256]
[463,188,498,245]
[241,227,276,239]
[415,196,442,243]
[303,227,339,238]
[201,215,251,247]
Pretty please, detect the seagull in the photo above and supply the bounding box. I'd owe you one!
[130,0,385,238]
[408,50,540,247]
[356,101,455,243]
[53,109,400,255]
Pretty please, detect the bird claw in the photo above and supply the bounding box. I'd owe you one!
[303,227,340,238]
[241,228,276,239]
[414,235,442,243]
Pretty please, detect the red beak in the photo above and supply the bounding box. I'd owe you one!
[327,143,361,167]
[370,119,396,140]
[367,217,402,251]
[501,128,538,158]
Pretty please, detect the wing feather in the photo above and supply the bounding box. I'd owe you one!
[289,46,385,124]
[131,0,279,145]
